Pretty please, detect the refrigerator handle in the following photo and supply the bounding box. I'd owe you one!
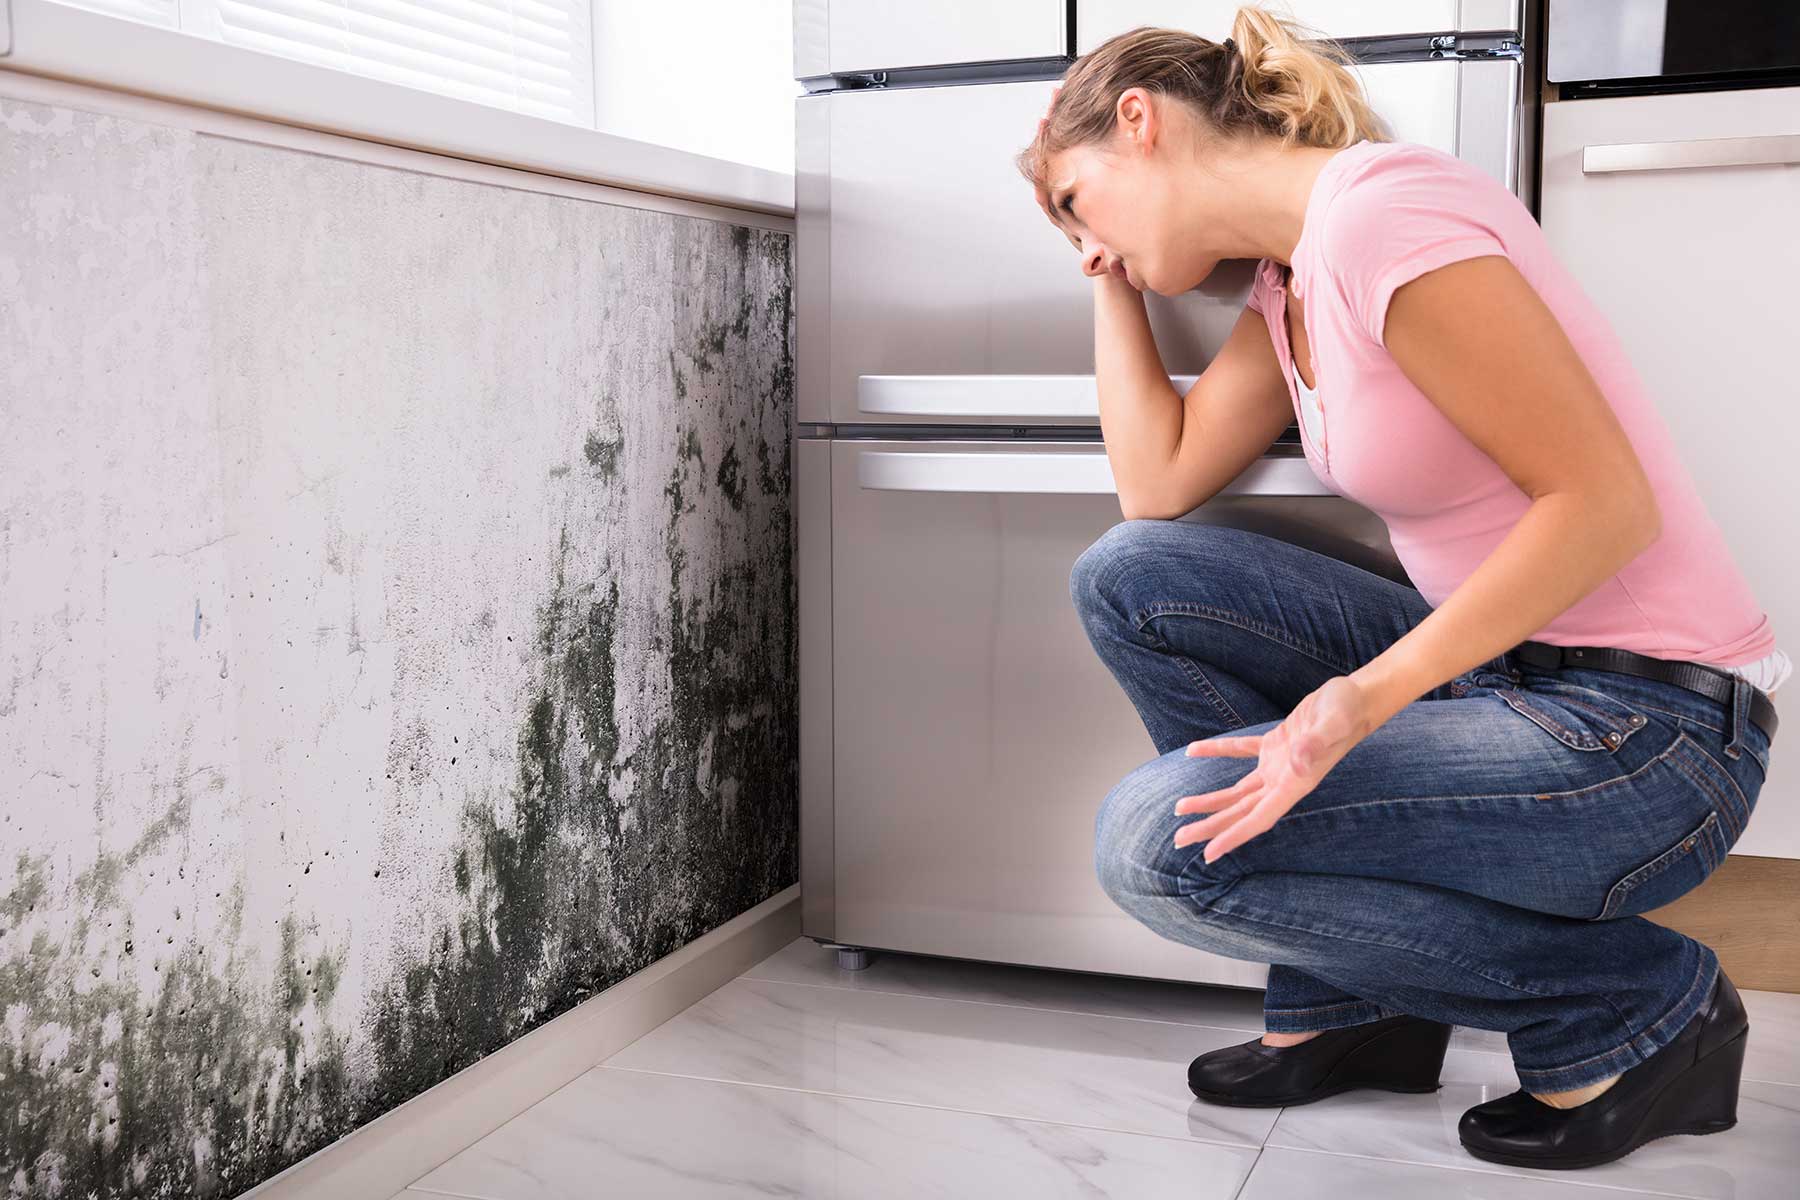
[1582,134,1800,175]
[854,450,1336,498]
[859,374,1200,420]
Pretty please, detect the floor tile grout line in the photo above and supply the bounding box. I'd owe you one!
[396,1185,507,1200]
[1263,1141,1712,1199]
[1225,1145,1266,1200]
[593,1062,1269,1154]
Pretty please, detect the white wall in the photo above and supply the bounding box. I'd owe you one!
[593,0,803,175]
[0,86,797,1197]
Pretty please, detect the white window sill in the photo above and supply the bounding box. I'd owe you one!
[0,0,795,217]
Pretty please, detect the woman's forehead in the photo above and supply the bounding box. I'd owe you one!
[1045,149,1080,194]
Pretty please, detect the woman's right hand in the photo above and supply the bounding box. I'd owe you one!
[1032,87,1082,253]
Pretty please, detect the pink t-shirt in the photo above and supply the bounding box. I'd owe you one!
[1246,138,1777,667]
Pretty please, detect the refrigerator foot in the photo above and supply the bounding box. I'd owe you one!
[809,939,875,971]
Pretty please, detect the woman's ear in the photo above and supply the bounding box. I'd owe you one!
[1115,87,1159,151]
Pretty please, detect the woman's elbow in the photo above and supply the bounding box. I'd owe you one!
[1117,490,1182,522]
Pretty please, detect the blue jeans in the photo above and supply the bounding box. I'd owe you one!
[1075,519,1774,1093]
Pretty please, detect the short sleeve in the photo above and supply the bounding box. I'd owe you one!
[1321,150,1510,345]
[1245,260,1268,315]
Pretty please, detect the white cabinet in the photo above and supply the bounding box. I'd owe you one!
[1540,87,1800,859]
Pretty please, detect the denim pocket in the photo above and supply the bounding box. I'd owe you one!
[1592,808,1726,921]
[1474,671,1650,753]
[1665,728,1758,844]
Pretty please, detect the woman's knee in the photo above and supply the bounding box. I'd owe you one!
[1070,519,1192,630]
[1093,752,1210,908]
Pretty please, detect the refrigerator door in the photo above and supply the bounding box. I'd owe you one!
[1358,57,1524,192]
[821,439,1405,980]
[799,0,1068,75]
[1078,0,1522,49]
[800,62,1522,425]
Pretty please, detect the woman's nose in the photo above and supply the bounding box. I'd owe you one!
[1081,238,1110,275]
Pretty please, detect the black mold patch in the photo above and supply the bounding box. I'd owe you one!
[357,219,795,1164]
[1,845,353,1198]
[583,428,624,480]
[0,218,797,1200]
[715,444,745,510]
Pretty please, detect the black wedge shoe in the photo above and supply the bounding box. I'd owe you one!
[1458,970,1750,1170]
[1187,1014,1454,1107]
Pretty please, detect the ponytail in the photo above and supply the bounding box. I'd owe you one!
[1230,5,1386,149]
[1018,5,1388,191]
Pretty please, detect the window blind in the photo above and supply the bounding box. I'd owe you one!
[188,0,595,124]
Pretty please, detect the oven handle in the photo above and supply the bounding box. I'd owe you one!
[859,374,1200,419]
[855,450,1335,497]
[1582,133,1800,175]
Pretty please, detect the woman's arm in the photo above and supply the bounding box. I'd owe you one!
[1348,254,1663,728]
[1094,272,1294,520]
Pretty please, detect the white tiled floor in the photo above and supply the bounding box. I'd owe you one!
[388,937,1800,1199]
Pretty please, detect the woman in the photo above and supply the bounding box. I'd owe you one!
[1018,5,1788,1172]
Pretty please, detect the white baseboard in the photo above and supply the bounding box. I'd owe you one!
[238,884,802,1200]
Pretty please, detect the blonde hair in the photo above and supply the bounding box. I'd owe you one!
[1016,5,1389,192]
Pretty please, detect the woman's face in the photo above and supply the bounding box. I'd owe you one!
[1043,91,1226,296]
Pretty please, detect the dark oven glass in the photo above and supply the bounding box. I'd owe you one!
[1548,0,1800,84]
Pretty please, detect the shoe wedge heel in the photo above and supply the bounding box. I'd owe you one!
[1324,1018,1453,1094]
[1458,971,1752,1170]
[1652,1026,1747,1137]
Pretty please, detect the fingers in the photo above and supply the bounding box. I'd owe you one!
[1173,771,1260,816]
[1202,805,1281,862]
[1186,734,1262,757]
[1173,792,1256,848]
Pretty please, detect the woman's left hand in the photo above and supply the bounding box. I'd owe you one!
[1173,674,1382,862]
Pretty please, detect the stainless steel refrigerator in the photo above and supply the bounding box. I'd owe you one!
[794,0,1540,987]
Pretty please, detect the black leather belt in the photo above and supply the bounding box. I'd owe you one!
[1507,640,1778,743]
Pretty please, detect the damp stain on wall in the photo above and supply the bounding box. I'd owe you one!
[0,95,795,1199]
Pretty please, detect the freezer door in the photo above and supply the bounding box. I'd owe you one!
[801,0,1068,75]
[800,61,1522,425]
[800,80,1262,426]
[821,439,1404,980]
[1358,57,1523,193]
[1078,0,1521,48]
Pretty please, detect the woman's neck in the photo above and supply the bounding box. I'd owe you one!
[1195,140,1352,267]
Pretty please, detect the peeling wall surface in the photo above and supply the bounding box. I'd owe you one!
[0,96,796,1198]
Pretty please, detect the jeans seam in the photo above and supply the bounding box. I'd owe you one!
[1677,735,1754,836]
[1596,810,1715,920]
[1554,694,1638,738]
[1265,733,1684,824]
[1184,879,1557,1003]
[1513,952,1714,1084]
[1496,688,1603,749]
[1630,700,1771,774]
[1261,1000,1381,1016]
[1666,745,1743,842]
[1139,622,1246,730]
[1633,699,1726,736]
[1134,603,1357,677]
